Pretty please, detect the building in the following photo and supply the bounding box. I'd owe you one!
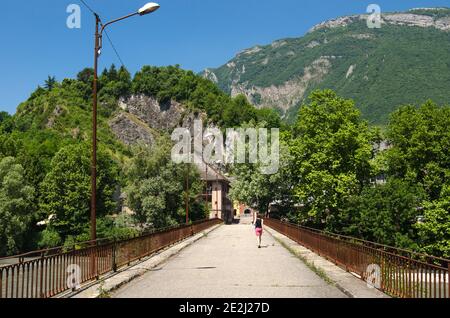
[194,156,233,223]
[372,140,392,185]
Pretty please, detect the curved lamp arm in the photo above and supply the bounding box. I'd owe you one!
[100,12,140,35]
[96,3,160,53]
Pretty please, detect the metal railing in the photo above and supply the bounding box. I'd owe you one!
[264,218,450,298]
[0,218,222,298]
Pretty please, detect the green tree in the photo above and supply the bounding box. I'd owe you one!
[223,94,257,127]
[39,143,119,240]
[37,227,62,249]
[16,130,64,190]
[386,101,450,200]
[0,111,13,133]
[99,65,131,100]
[416,186,450,258]
[125,138,206,229]
[341,179,426,249]
[229,131,293,215]
[127,162,185,228]
[255,107,282,129]
[385,101,450,256]
[290,90,375,229]
[0,157,35,255]
[44,76,57,91]
[0,132,20,158]
[77,68,94,85]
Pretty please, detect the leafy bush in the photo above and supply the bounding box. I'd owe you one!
[38,227,62,249]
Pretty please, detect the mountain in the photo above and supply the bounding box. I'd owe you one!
[203,8,450,125]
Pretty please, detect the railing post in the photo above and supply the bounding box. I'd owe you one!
[448,262,450,299]
[95,247,99,280]
[39,253,44,298]
[112,240,117,272]
[335,241,339,265]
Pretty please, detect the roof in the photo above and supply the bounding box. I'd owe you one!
[193,152,230,183]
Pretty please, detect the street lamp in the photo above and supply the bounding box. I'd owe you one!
[139,2,161,15]
[90,3,160,243]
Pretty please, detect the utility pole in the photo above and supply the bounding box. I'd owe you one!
[90,13,100,244]
[89,3,160,243]
[185,163,190,224]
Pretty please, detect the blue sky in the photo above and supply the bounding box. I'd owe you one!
[1,0,449,113]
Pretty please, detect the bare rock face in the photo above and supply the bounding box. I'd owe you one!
[118,95,185,131]
[436,16,450,31]
[203,69,218,84]
[383,13,435,27]
[382,13,450,30]
[237,46,262,57]
[181,111,209,134]
[46,105,64,128]
[306,40,321,49]
[309,12,450,33]
[349,34,374,40]
[110,95,211,147]
[109,113,155,147]
[230,56,333,112]
[309,15,363,33]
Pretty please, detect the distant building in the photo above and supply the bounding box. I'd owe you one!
[194,156,233,223]
[371,140,392,185]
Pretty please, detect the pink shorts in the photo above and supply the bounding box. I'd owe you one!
[255,228,263,236]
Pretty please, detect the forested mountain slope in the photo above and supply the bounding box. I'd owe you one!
[203,8,450,124]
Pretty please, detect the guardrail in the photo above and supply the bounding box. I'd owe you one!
[0,218,222,298]
[264,218,450,298]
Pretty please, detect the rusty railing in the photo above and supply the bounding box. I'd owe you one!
[0,218,222,299]
[264,218,450,298]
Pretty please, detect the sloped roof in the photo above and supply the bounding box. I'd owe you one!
[193,152,230,183]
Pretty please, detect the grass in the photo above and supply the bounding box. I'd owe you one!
[97,282,112,299]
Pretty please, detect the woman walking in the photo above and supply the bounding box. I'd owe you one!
[253,213,264,248]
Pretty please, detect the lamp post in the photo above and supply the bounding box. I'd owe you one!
[185,163,190,225]
[90,3,160,243]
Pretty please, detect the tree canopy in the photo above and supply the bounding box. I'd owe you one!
[0,157,35,255]
[125,137,207,229]
[289,90,375,229]
[39,143,119,239]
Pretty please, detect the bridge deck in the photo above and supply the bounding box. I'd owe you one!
[113,222,347,298]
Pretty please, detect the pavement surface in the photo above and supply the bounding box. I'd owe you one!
[112,221,347,298]
[71,224,221,298]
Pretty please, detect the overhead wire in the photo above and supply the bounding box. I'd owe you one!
[78,0,126,67]
[103,30,126,67]
[79,0,96,15]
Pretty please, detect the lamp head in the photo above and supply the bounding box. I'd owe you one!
[138,2,160,15]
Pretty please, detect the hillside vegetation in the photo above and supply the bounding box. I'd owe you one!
[0,65,280,256]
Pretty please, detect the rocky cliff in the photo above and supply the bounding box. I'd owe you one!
[109,95,209,147]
